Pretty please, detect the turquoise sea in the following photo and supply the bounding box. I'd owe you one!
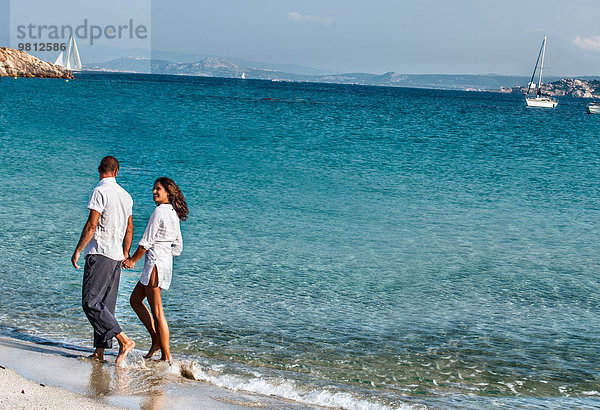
[1,73,600,408]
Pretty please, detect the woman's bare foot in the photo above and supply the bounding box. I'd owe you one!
[115,333,135,366]
[144,344,161,359]
[150,357,173,367]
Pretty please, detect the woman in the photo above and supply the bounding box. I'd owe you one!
[123,177,188,363]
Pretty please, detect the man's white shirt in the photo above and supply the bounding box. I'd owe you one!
[83,177,133,261]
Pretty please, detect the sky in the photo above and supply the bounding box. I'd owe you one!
[3,0,600,76]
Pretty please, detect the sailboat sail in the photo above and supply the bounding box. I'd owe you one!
[54,51,64,66]
[68,36,82,70]
[64,37,72,69]
[54,35,82,71]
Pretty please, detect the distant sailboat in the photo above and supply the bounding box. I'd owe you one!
[54,35,82,71]
[525,36,557,108]
[241,72,246,79]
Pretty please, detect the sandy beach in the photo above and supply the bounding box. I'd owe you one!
[0,335,308,409]
[0,366,120,409]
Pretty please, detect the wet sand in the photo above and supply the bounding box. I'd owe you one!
[0,336,306,409]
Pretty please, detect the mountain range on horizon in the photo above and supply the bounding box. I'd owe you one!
[84,55,538,90]
[82,54,600,95]
[150,50,338,76]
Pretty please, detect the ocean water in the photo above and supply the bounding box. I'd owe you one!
[1,73,600,408]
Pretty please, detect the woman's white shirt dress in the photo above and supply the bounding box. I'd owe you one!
[138,204,182,290]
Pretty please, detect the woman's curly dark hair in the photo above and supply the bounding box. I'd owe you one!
[155,177,189,221]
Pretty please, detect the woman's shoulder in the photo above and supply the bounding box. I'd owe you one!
[149,204,170,219]
[156,203,177,218]
[157,203,174,211]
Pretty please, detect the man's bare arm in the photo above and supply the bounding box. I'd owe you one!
[71,210,101,269]
[123,215,133,260]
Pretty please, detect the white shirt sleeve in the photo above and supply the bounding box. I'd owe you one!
[126,194,133,218]
[138,208,161,250]
[87,188,105,214]
[171,225,183,256]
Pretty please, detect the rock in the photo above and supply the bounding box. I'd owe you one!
[0,47,73,79]
[493,78,600,99]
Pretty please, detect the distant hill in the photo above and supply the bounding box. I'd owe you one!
[85,56,598,93]
[87,56,155,73]
[150,50,336,76]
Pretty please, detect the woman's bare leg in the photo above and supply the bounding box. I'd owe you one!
[130,281,161,358]
[145,267,171,362]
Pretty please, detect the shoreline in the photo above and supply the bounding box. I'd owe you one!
[0,335,305,409]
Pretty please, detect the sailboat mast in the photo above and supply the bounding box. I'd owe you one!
[538,36,547,91]
[527,37,545,94]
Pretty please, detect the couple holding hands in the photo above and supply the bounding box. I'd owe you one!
[71,156,188,365]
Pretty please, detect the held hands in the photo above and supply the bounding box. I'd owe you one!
[122,258,136,269]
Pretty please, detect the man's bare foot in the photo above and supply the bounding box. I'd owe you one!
[86,353,107,363]
[143,344,161,359]
[87,349,106,362]
[115,337,135,366]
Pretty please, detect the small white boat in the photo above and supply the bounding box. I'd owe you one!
[525,36,558,108]
[54,34,82,71]
[587,102,600,114]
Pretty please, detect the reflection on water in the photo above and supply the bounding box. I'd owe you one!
[88,361,112,396]
[86,354,174,401]
[140,392,165,410]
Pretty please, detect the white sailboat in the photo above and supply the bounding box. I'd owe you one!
[525,36,557,108]
[241,72,246,79]
[54,35,82,71]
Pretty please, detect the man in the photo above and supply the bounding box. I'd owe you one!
[71,156,135,365]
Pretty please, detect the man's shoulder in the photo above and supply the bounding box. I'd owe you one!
[116,185,133,206]
[108,182,132,197]
[117,186,133,206]
[116,183,132,198]
[96,182,133,203]
[89,183,103,197]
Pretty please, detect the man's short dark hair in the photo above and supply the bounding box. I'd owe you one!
[98,156,120,174]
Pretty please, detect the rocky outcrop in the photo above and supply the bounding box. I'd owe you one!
[0,47,73,79]
[496,78,600,99]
